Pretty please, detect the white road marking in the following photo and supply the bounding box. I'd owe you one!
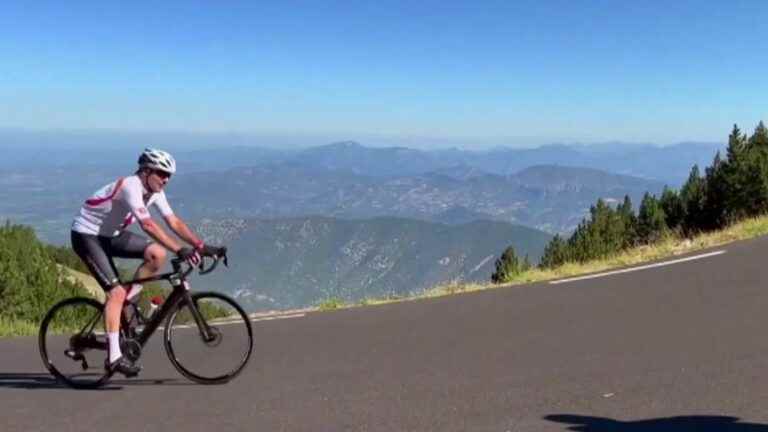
[251,313,306,322]
[164,313,307,330]
[549,250,727,285]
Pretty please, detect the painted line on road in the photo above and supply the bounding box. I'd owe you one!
[251,313,306,322]
[164,313,307,330]
[549,250,727,285]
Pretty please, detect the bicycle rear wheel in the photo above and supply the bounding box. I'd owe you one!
[39,297,111,389]
[164,292,253,384]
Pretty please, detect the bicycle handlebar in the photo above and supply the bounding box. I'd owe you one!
[199,246,228,275]
[170,246,228,278]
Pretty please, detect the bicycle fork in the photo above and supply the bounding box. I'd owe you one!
[181,291,218,343]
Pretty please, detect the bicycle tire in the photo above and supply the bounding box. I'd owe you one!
[39,297,112,389]
[163,291,253,384]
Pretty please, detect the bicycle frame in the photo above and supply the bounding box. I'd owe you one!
[123,258,219,347]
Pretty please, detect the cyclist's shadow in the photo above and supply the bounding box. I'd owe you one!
[0,372,192,390]
[545,414,768,431]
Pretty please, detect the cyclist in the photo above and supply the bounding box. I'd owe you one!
[71,148,214,377]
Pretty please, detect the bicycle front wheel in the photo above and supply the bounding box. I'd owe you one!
[39,297,111,389]
[164,292,253,384]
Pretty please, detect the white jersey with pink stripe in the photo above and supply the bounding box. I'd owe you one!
[72,175,174,237]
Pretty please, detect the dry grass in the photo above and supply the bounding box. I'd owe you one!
[58,264,105,302]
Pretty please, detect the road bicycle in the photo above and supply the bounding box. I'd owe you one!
[39,248,253,388]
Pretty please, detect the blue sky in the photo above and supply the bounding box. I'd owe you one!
[1,1,767,148]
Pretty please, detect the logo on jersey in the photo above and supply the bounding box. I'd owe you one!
[137,207,149,216]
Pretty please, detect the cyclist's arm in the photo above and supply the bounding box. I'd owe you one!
[139,218,184,253]
[122,178,184,253]
[164,214,203,250]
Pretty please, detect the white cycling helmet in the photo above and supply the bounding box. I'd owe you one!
[138,148,176,174]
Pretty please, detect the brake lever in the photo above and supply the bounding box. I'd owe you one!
[218,246,229,267]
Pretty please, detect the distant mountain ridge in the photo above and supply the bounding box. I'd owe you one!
[0,131,723,185]
[2,158,667,245]
[170,163,665,234]
[243,140,722,185]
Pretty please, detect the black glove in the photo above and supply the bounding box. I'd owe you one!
[177,247,202,266]
[200,244,226,257]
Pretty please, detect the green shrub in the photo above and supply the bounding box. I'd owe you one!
[0,222,89,326]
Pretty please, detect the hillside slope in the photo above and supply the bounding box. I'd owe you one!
[195,216,552,311]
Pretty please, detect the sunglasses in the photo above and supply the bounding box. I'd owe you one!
[152,169,172,179]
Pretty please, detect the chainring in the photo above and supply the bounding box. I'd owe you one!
[120,338,142,363]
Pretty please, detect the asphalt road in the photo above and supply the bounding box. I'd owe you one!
[4,236,768,431]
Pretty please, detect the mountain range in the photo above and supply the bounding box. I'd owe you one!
[1,131,723,186]
[170,163,666,234]
[275,140,723,185]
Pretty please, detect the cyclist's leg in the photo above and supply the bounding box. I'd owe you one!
[104,286,127,354]
[136,243,166,282]
[108,231,163,299]
[71,231,122,295]
[71,232,138,375]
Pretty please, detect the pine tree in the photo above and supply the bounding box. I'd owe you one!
[616,195,638,247]
[539,234,568,269]
[589,199,613,258]
[747,121,768,150]
[637,193,667,243]
[568,218,597,263]
[659,186,685,232]
[726,124,747,163]
[491,246,524,283]
[680,165,705,234]
[722,125,750,220]
[731,124,768,217]
[702,151,728,229]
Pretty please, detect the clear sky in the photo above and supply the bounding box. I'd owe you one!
[2,1,767,148]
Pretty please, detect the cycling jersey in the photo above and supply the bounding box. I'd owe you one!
[72,175,174,237]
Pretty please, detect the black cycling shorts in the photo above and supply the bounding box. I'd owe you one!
[71,230,153,291]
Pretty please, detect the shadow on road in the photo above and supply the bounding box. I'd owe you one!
[0,372,193,390]
[545,414,768,431]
